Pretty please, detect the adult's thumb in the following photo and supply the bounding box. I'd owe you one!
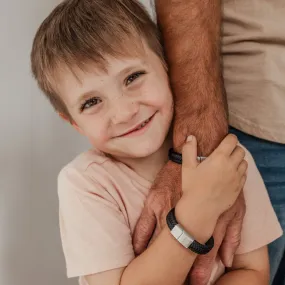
[182,135,198,169]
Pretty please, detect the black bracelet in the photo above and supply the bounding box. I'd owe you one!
[166,208,214,255]
[168,148,182,164]
[169,148,207,164]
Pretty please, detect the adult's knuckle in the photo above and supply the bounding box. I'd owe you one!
[135,223,149,237]
[233,234,242,246]
[219,212,232,224]
[191,267,210,285]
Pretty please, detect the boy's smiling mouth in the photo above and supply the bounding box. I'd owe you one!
[118,113,156,138]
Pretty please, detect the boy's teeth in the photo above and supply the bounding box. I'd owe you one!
[136,118,150,130]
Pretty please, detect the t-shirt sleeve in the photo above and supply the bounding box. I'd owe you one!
[58,166,135,278]
[139,0,156,21]
[236,149,283,254]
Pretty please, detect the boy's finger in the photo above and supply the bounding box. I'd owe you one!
[215,134,238,156]
[239,175,247,189]
[231,146,246,168]
[182,136,198,169]
[238,160,248,177]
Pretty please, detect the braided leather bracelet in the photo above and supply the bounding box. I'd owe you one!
[166,208,214,255]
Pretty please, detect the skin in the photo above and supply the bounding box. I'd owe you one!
[133,1,246,284]
[57,42,267,284]
[84,135,251,285]
[58,47,174,181]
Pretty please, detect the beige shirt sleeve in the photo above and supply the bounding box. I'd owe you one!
[58,166,134,278]
[236,149,283,254]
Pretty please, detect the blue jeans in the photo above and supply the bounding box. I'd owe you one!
[230,127,285,285]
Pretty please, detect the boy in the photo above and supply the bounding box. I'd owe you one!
[31,0,282,284]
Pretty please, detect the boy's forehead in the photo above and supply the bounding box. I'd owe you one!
[87,41,151,74]
[53,38,152,80]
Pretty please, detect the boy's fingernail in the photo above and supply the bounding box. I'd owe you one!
[187,135,193,142]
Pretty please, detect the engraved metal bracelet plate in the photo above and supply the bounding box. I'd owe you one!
[171,224,194,248]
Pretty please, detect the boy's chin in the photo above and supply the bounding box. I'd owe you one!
[123,143,162,159]
[107,145,159,159]
[106,136,167,159]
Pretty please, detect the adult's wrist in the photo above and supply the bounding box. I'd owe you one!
[173,113,228,156]
[167,159,183,174]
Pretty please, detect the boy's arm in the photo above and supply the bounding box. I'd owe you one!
[85,214,216,285]
[215,247,270,285]
[86,246,269,285]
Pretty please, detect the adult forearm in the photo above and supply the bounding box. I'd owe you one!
[215,269,268,285]
[156,0,228,155]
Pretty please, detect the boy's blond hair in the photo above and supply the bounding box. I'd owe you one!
[31,0,164,122]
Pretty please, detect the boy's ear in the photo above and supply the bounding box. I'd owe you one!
[71,122,84,134]
[58,112,69,122]
[58,112,84,134]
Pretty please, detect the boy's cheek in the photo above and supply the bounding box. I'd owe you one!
[88,133,104,145]
[144,92,172,109]
[88,131,109,148]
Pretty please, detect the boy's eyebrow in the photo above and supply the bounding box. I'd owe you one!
[75,90,99,107]
[117,62,146,77]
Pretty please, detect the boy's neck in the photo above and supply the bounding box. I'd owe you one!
[117,135,172,183]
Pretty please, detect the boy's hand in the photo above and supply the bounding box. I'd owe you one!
[179,134,247,219]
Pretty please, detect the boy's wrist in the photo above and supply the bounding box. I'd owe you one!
[175,197,218,244]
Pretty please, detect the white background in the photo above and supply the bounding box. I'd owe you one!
[0,0,152,284]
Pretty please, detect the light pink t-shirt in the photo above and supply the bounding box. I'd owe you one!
[58,148,282,284]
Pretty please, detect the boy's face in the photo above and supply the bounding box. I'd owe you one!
[57,45,174,159]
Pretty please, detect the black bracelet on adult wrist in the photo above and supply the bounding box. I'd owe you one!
[168,148,207,164]
[168,148,183,164]
[166,208,214,255]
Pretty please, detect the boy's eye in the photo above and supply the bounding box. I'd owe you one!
[125,71,146,86]
[80,97,102,112]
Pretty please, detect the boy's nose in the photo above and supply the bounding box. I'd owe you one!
[110,97,139,125]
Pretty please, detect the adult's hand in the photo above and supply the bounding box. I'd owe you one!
[133,160,181,255]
